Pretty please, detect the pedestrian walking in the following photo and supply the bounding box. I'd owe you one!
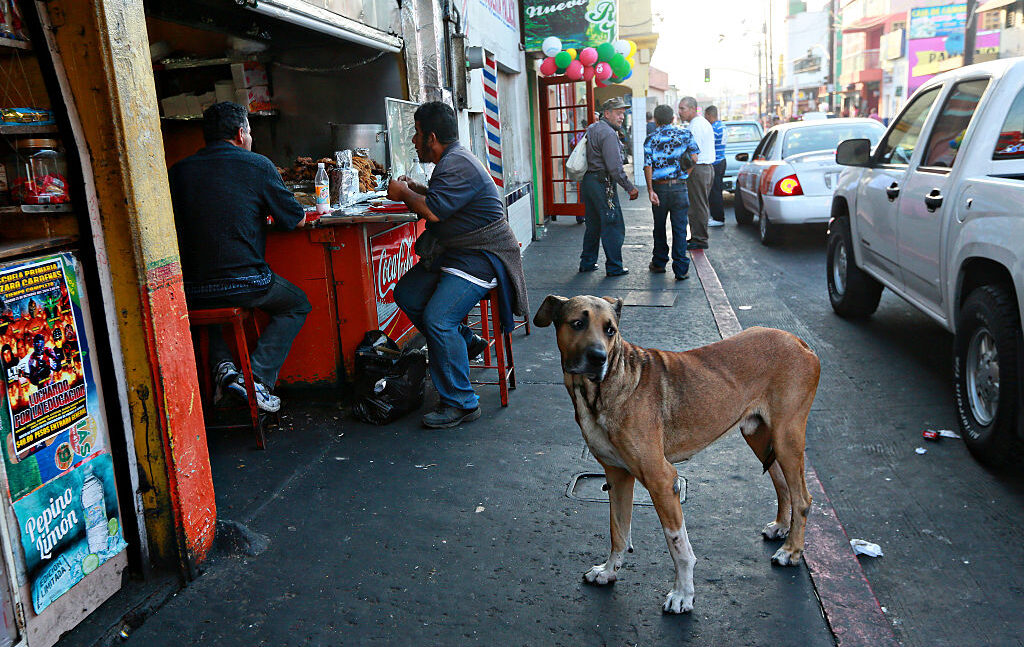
[643,104,699,281]
[678,97,715,249]
[645,111,656,138]
[579,97,639,277]
[705,105,726,227]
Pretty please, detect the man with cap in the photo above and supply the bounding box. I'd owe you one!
[579,96,639,277]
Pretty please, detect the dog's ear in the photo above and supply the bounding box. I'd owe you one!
[533,295,568,327]
[602,296,623,321]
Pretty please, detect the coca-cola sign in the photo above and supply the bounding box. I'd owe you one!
[370,225,419,339]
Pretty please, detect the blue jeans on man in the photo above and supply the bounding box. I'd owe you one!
[651,183,691,278]
[394,263,490,411]
[580,172,625,274]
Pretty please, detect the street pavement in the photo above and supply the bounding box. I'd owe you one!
[61,192,1024,646]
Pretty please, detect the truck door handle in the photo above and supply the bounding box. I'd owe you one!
[885,182,900,201]
[924,189,943,212]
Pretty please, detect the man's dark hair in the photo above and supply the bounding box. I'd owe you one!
[413,101,459,145]
[202,102,249,143]
[705,105,719,120]
[653,104,674,126]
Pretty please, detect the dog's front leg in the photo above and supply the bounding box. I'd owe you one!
[583,465,635,586]
[649,464,696,614]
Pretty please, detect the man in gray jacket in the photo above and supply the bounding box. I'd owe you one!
[579,97,639,276]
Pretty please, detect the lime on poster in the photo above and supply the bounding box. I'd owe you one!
[524,0,618,52]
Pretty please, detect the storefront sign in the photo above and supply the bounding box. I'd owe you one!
[523,0,618,52]
[0,256,88,461]
[908,4,1000,93]
[793,55,821,74]
[465,0,523,72]
[370,225,418,342]
[13,452,126,613]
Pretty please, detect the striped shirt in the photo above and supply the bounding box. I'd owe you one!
[643,125,700,181]
[711,120,726,163]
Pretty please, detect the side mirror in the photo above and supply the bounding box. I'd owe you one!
[836,138,871,167]
[735,152,749,162]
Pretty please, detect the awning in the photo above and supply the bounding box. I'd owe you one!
[978,0,1017,13]
[247,0,402,53]
[842,13,897,33]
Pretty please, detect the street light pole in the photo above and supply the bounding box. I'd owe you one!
[965,0,978,65]
[827,0,836,111]
[768,1,775,116]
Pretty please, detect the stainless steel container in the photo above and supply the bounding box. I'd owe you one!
[328,123,387,166]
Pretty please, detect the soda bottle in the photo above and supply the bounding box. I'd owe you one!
[314,163,330,215]
[81,463,108,554]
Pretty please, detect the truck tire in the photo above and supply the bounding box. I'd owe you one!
[826,217,883,317]
[734,191,754,225]
[758,202,780,245]
[954,285,1022,467]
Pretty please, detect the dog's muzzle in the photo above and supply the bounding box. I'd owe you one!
[565,346,608,382]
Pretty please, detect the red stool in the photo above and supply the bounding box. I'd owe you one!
[468,288,516,406]
[188,306,267,449]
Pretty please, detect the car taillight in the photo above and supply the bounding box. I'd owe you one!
[773,174,804,196]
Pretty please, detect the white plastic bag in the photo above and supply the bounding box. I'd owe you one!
[565,134,589,182]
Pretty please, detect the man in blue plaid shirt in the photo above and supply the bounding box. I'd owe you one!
[643,104,700,280]
[705,105,727,226]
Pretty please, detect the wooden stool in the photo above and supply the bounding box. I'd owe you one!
[188,306,267,449]
[468,288,516,406]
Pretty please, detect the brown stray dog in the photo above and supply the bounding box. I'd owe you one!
[534,294,821,614]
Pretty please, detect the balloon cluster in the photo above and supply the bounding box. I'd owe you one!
[539,36,637,87]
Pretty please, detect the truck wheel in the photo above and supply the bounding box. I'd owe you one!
[954,285,1022,467]
[826,217,882,317]
[758,205,780,245]
[734,192,754,225]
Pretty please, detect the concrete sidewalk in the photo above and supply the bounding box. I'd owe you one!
[66,199,840,646]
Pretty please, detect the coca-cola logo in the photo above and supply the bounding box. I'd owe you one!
[375,236,416,303]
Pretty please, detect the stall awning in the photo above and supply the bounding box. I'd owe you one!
[248,0,402,53]
[842,13,897,33]
[978,0,1017,13]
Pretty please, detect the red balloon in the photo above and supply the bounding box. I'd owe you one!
[540,57,558,76]
[566,60,584,81]
[582,65,596,82]
[579,47,598,66]
[595,62,613,81]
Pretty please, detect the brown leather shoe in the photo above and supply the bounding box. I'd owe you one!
[648,262,666,273]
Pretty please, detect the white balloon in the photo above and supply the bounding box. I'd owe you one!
[542,36,562,58]
[613,39,630,56]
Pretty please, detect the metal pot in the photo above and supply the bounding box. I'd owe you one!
[328,123,387,166]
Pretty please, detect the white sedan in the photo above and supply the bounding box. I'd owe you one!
[734,118,886,245]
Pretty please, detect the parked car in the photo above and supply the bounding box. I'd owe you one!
[734,118,885,244]
[721,120,763,193]
[827,58,1024,466]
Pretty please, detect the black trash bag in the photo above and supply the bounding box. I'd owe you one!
[351,331,427,425]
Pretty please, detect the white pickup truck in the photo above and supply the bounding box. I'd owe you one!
[827,58,1024,466]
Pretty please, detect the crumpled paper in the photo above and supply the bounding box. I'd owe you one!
[850,539,884,557]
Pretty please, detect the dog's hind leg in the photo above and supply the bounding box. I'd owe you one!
[584,465,635,586]
[770,422,812,567]
[761,460,791,540]
[646,461,695,614]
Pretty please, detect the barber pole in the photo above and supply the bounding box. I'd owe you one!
[482,51,504,189]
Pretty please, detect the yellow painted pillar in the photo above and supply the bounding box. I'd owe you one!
[41,0,216,574]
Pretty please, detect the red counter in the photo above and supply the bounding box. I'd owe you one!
[264,213,425,388]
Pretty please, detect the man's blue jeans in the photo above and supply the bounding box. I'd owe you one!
[580,172,625,273]
[651,183,691,278]
[395,263,490,410]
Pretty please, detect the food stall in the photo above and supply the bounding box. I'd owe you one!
[146,5,425,390]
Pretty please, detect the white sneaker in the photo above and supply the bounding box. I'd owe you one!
[235,375,281,413]
[213,361,244,405]
[708,219,725,227]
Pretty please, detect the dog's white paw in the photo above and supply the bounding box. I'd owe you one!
[771,546,803,566]
[762,521,790,540]
[662,589,694,614]
[583,563,618,586]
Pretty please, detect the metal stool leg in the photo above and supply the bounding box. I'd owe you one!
[490,293,509,407]
[232,315,265,449]
[505,332,516,390]
[480,297,492,365]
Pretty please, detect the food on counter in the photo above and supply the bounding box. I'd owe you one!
[278,154,384,193]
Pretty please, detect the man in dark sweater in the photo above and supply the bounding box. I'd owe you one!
[169,102,310,413]
[388,101,515,429]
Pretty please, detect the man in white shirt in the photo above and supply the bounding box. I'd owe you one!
[678,96,716,249]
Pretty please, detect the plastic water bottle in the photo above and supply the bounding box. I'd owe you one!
[315,163,330,215]
[81,464,108,554]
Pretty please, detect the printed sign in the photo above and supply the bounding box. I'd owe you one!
[523,0,618,52]
[464,0,522,71]
[907,4,999,93]
[370,224,419,342]
[13,452,126,613]
[0,257,87,460]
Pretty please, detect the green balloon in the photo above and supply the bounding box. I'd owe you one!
[610,53,628,75]
[554,51,572,69]
[596,42,616,63]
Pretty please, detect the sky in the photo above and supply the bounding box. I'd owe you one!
[649,0,829,97]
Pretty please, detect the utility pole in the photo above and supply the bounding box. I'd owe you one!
[757,41,765,120]
[768,1,775,116]
[964,0,978,65]
[827,0,836,112]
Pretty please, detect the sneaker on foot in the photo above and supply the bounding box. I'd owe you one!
[422,404,481,429]
[233,375,281,412]
[213,360,244,405]
[467,334,489,361]
[708,219,725,227]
